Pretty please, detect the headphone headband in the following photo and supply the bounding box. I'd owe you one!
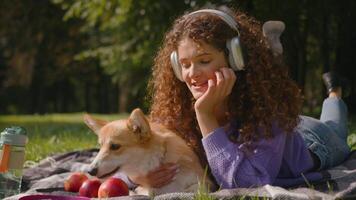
[188,9,240,36]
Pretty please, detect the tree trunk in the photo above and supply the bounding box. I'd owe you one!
[118,82,129,113]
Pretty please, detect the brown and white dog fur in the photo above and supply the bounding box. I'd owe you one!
[84,108,213,196]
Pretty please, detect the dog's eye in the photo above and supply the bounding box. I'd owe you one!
[110,143,121,150]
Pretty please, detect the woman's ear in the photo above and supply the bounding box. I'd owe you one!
[83,114,107,135]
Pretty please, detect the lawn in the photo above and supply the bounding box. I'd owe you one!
[348,115,356,150]
[0,113,355,163]
[0,113,127,162]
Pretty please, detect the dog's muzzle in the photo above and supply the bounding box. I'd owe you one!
[87,167,98,176]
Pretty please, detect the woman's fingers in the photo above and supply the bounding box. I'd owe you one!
[151,172,177,188]
[217,69,228,95]
[215,70,224,86]
[148,164,179,179]
[216,67,236,97]
[149,163,177,174]
[195,67,236,112]
[130,162,179,188]
[220,68,236,95]
[214,70,226,98]
[200,78,216,101]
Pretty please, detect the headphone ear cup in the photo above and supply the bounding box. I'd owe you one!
[226,37,245,71]
[170,51,184,81]
[227,43,237,71]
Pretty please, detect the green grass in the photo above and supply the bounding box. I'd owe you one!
[347,115,356,150]
[0,113,128,162]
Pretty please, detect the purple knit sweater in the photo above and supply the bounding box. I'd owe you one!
[202,123,323,188]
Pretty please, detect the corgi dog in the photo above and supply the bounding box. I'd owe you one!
[83,108,214,195]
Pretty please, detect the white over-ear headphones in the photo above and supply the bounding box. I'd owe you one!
[170,9,245,81]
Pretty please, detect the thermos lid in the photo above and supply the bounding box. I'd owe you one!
[0,126,28,146]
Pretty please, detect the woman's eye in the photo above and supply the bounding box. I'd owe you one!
[200,60,211,64]
[110,143,121,150]
[181,63,190,69]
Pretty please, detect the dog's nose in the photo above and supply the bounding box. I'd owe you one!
[87,167,98,176]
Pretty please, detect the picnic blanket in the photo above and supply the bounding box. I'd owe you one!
[5,149,356,200]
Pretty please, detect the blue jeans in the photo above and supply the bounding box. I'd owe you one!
[297,97,350,170]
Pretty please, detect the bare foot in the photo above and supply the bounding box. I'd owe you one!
[329,87,342,98]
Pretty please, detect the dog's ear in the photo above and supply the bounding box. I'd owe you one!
[83,114,107,135]
[127,108,151,141]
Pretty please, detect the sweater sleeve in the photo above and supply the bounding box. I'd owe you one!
[202,126,286,188]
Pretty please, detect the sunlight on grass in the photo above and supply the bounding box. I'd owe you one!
[348,115,356,150]
[0,113,128,162]
[0,113,128,123]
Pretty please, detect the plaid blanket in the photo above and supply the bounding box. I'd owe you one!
[5,149,356,200]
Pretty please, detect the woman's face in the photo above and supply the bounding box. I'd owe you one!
[177,37,229,99]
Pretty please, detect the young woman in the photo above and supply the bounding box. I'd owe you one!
[116,7,350,189]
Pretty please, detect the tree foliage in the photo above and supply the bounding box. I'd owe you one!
[53,0,208,112]
[0,0,355,114]
[0,0,113,113]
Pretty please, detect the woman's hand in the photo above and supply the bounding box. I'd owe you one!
[195,67,236,136]
[130,163,179,188]
[195,67,236,113]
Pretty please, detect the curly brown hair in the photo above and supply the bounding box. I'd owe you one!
[147,8,302,163]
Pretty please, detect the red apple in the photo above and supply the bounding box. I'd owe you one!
[64,172,88,192]
[79,178,101,198]
[98,177,129,198]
